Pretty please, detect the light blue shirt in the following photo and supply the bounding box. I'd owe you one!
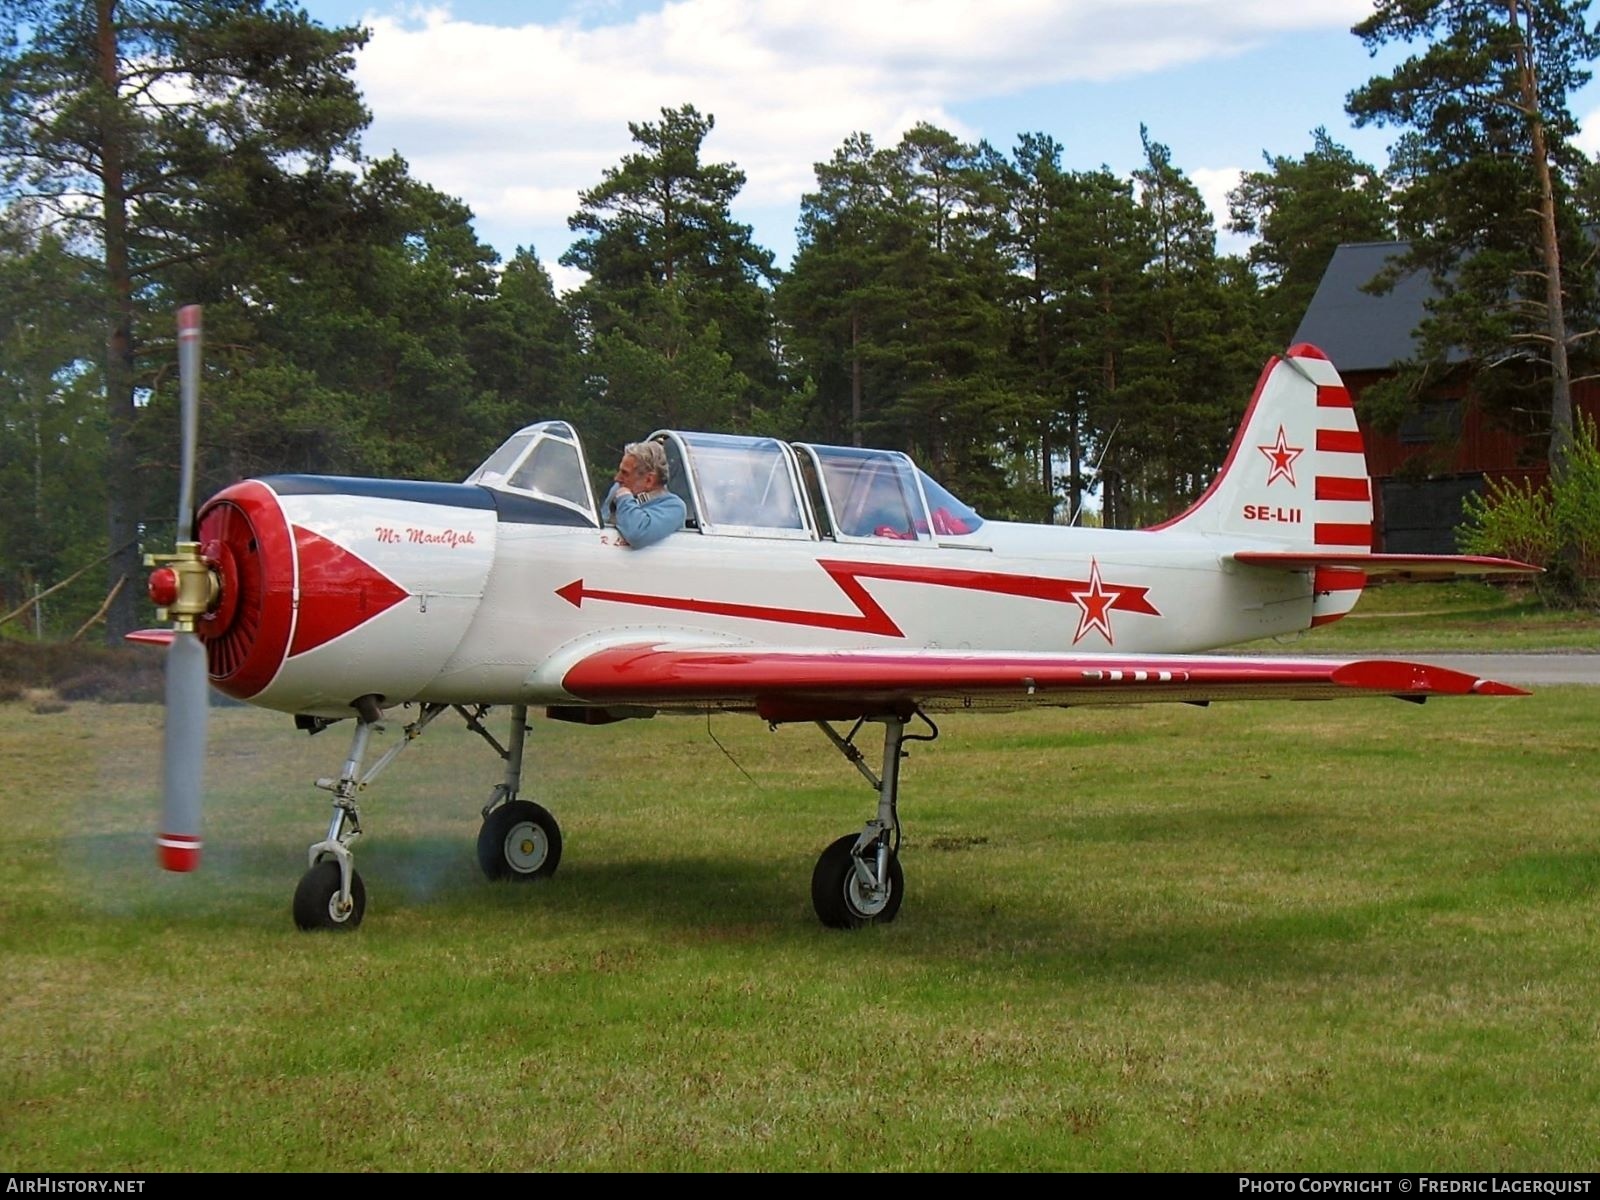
[603,483,687,548]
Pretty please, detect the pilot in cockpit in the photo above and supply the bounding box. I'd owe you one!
[602,440,687,548]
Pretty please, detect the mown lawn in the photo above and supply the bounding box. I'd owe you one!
[1244,579,1600,653]
[2,684,1597,1171]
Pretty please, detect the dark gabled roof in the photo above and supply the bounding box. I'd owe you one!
[1291,241,1466,373]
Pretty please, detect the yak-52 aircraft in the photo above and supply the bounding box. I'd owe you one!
[134,308,1536,931]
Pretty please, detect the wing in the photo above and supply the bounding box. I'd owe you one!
[559,645,1526,723]
[1232,551,1539,579]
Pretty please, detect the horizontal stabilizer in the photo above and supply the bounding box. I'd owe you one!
[1232,551,1540,579]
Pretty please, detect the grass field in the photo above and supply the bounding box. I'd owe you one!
[1243,579,1600,653]
[2,681,1597,1171]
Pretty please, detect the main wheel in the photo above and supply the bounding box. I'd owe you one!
[811,833,903,929]
[478,800,562,882]
[292,860,366,931]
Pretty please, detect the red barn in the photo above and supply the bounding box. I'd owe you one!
[1291,240,1600,553]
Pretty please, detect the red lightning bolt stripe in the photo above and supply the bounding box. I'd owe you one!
[556,559,1159,638]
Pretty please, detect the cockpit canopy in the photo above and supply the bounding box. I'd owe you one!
[463,420,598,525]
[466,423,983,542]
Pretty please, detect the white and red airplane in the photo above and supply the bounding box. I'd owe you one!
[134,311,1536,931]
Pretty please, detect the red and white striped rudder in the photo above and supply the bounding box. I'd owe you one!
[1148,344,1371,627]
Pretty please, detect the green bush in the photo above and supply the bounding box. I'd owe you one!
[1458,414,1600,603]
[1551,417,1600,580]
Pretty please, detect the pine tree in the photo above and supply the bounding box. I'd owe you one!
[1107,128,1266,526]
[0,206,105,634]
[778,132,912,448]
[989,132,1076,521]
[1228,128,1394,343]
[562,104,776,429]
[0,0,369,640]
[1347,0,1600,597]
[874,124,1015,509]
[466,247,583,449]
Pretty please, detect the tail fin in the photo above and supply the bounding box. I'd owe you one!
[1148,344,1372,626]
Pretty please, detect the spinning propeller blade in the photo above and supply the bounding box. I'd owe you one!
[154,305,209,871]
[158,629,207,869]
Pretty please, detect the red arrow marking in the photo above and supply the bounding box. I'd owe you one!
[556,559,1158,639]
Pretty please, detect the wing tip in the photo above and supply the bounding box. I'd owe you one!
[1333,659,1528,697]
[1471,678,1532,697]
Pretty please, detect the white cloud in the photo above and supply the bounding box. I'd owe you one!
[348,0,1375,277]
[1575,105,1600,158]
[1190,165,1247,255]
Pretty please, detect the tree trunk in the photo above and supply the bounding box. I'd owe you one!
[850,309,862,447]
[1037,296,1052,518]
[1509,0,1580,597]
[1066,399,1082,525]
[98,0,140,643]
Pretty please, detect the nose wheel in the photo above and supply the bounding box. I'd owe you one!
[293,859,366,931]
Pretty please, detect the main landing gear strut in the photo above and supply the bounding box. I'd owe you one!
[291,699,562,931]
[807,709,937,929]
[289,699,934,931]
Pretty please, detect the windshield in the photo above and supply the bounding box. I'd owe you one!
[466,421,596,522]
[918,470,983,535]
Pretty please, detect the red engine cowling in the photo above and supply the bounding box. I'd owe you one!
[188,477,498,713]
[193,480,296,701]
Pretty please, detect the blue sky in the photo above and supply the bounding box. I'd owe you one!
[297,1,1600,292]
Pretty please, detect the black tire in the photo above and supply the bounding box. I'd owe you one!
[811,833,903,929]
[478,800,562,882]
[292,860,366,931]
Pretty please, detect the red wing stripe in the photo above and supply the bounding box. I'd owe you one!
[1315,476,1370,502]
[561,647,1527,704]
[1316,385,1353,408]
[1315,523,1372,548]
[1317,429,1364,453]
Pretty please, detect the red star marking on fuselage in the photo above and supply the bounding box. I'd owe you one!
[1069,558,1118,645]
[1257,424,1304,487]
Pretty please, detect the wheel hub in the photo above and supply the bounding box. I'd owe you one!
[847,863,890,917]
[505,822,548,873]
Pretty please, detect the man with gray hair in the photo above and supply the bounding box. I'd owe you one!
[602,440,687,548]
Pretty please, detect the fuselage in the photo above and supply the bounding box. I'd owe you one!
[193,472,1315,719]
[186,350,1374,720]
